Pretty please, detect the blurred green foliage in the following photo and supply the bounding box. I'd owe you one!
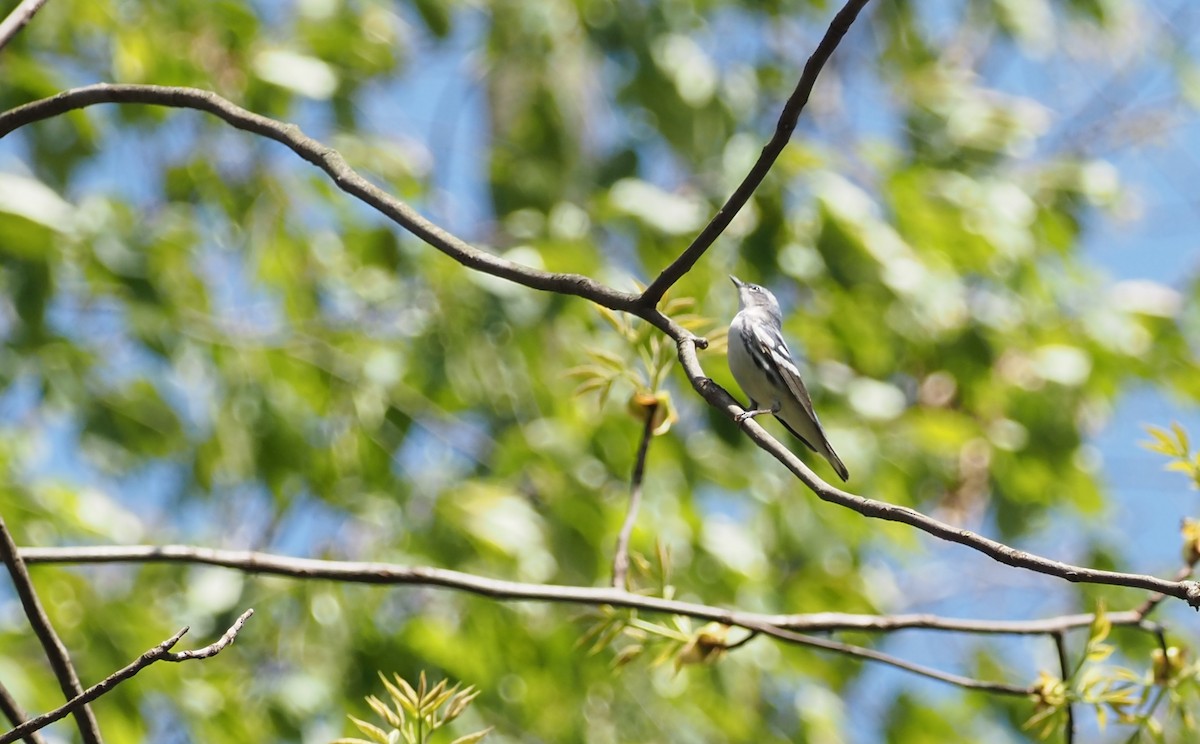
[0,0,1199,742]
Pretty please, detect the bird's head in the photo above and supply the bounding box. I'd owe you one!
[730,275,782,319]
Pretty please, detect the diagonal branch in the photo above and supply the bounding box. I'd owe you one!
[0,610,253,744]
[736,619,1032,696]
[0,517,102,744]
[0,0,52,52]
[671,337,1200,607]
[1,85,1197,608]
[612,401,658,589]
[0,682,46,744]
[638,0,873,307]
[0,83,684,335]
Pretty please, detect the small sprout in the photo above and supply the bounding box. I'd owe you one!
[1152,646,1187,686]
[333,671,490,744]
[675,623,731,670]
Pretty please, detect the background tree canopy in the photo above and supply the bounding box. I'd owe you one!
[1,0,1200,742]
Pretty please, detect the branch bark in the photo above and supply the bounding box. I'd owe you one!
[0,683,46,744]
[20,545,1038,695]
[0,0,52,52]
[0,610,253,744]
[638,0,873,307]
[0,517,102,744]
[612,401,657,589]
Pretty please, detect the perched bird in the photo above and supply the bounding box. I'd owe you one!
[727,276,849,481]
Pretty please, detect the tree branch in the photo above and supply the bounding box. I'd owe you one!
[0,0,52,52]
[12,544,1157,635]
[1052,631,1075,744]
[0,682,46,744]
[736,619,1033,696]
[20,545,1033,696]
[671,337,1200,607]
[0,610,253,744]
[0,517,102,744]
[612,402,658,589]
[638,0,873,307]
[1,84,1196,609]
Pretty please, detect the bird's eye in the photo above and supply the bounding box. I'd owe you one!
[750,285,760,292]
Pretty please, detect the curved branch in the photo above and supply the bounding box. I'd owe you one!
[672,337,1200,607]
[1,84,1196,608]
[0,610,253,744]
[0,517,102,744]
[0,84,677,330]
[21,545,1034,696]
[11,544,1160,637]
[638,0,873,307]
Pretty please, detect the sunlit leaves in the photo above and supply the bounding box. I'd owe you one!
[334,671,491,744]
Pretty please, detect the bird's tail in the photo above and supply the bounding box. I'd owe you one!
[821,444,850,483]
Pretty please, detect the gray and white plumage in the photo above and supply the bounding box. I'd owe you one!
[727,276,849,481]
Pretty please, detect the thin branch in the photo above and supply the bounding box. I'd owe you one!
[2,86,1198,609]
[0,610,253,744]
[737,619,1032,696]
[612,402,658,589]
[671,337,1200,608]
[0,0,52,52]
[0,84,684,331]
[18,546,1026,698]
[0,682,46,744]
[0,517,102,744]
[1052,632,1075,744]
[15,544,1156,639]
[638,0,873,307]
[1133,561,1197,620]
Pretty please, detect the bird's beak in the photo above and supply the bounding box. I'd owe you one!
[729,275,744,288]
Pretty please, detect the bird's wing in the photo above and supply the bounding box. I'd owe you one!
[749,322,823,448]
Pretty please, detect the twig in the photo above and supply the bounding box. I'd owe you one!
[0,610,253,744]
[0,682,46,744]
[612,402,658,589]
[2,87,1198,608]
[638,0,873,307]
[736,620,1032,696]
[0,516,102,744]
[1133,561,1197,620]
[0,0,51,52]
[1052,631,1074,744]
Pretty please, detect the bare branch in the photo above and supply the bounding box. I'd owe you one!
[1134,561,1197,621]
[1052,632,1075,744]
[612,402,658,589]
[0,682,46,744]
[0,610,253,744]
[13,544,1158,638]
[736,619,1033,696]
[1,85,1197,608]
[0,0,52,52]
[671,337,1200,608]
[0,517,102,744]
[638,0,873,307]
[20,545,1029,696]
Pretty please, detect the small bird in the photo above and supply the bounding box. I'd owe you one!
[727,276,849,481]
